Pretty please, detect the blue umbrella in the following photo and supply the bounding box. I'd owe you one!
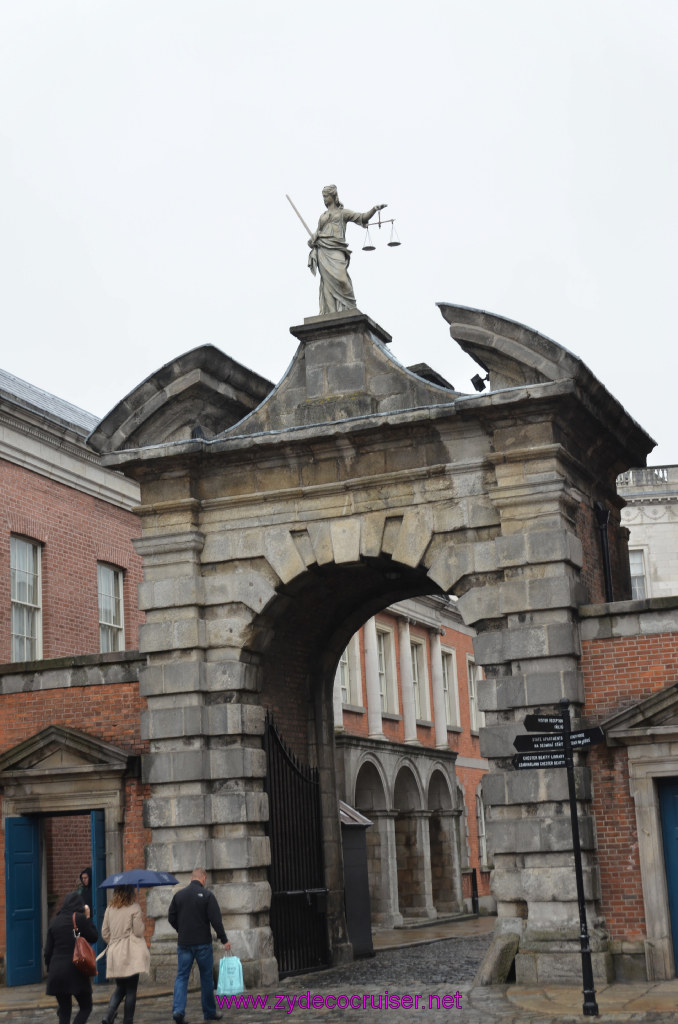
[99,869,178,889]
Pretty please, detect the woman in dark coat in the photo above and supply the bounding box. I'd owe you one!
[78,867,93,910]
[44,891,98,1024]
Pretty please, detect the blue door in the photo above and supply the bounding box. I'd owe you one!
[4,816,41,985]
[90,809,107,983]
[659,778,678,973]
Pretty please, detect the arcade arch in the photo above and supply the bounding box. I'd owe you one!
[428,769,462,914]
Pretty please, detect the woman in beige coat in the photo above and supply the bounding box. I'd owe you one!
[101,886,150,1024]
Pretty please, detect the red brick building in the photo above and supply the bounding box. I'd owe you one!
[579,605,678,980]
[0,368,149,984]
[333,600,492,922]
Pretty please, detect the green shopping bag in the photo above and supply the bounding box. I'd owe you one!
[217,953,245,996]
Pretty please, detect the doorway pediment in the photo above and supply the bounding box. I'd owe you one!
[604,681,678,746]
[0,725,132,780]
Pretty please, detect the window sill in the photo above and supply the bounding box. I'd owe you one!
[381,712,402,722]
[447,725,462,734]
[342,704,365,714]
[416,719,433,728]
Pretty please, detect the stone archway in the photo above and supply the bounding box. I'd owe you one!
[393,764,430,919]
[90,305,653,985]
[353,760,393,925]
[427,768,462,914]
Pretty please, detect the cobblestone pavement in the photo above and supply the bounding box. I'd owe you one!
[5,932,678,1024]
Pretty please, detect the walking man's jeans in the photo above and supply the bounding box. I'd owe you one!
[173,943,217,1019]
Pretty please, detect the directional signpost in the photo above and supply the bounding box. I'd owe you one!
[513,699,604,1018]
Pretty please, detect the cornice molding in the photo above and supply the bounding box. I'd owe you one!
[0,417,140,510]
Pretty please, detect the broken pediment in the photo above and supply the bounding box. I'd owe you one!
[437,302,582,389]
[0,724,132,779]
[603,681,678,745]
[438,302,654,467]
[88,345,274,453]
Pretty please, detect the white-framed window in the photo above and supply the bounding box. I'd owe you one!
[410,638,429,720]
[10,535,42,661]
[476,788,488,866]
[335,633,363,707]
[629,549,647,601]
[98,563,124,653]
[376,626,398,714]
[467,657,485,732]
[441,648,460,727]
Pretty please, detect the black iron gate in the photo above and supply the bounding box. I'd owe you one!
[264,713,330,976]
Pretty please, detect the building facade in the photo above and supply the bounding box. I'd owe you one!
[0,367,149,983]
[617,465,678,598]
[333,597,492,924]
[3,303,678,988]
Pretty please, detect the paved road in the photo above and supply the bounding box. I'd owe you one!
[5,932,678,1024]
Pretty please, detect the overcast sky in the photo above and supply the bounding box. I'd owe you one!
[1,1,676,464]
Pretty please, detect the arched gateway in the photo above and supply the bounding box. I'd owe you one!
[90,304,652,986]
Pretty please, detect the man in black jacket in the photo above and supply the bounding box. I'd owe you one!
[168,868,230,1023]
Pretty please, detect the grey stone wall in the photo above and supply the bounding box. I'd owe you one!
[96,308,653,984]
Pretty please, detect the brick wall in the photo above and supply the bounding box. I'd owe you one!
[44,815,91,916]
[582,631,678,942]
[587,743,645,940]
[456,764,492,898]
[582,633,678,719]
[0,457,144,661]
[0,681,150,959]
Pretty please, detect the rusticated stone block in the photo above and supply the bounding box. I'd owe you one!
[305,520,335,564]
[391,508,433,568]
[204,659,261,693]
[330,518,361,563]
[492,866,599,902]
[264,528,306,584]
[208,791,269,823]
[143,795,208,829]
[487,815,595,854]
[495,533,527,566]
[210,836,271,870]
[206,747,266,780]
[482,766,592,806]
[426,543,475,592]
[145,840,207,872]
[515,950,613,985]
[212,881,271,914]
[142,750,206,785]
[474,622,580,665]
[203,572,276,614]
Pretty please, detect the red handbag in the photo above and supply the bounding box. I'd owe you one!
[72,913,98,977]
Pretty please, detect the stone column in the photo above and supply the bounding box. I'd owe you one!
[363,617,384,738]
[395,810,436,919]
[397,619,418,744]
[368,810,402,928]
[429,808,464,914]
[429,630,448,749]
[456,429,611,984]
[135,529,276,989]
[333,666,344,732]
[416,810,436,919]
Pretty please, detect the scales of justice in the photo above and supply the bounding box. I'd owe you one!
[286,186,401,316]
